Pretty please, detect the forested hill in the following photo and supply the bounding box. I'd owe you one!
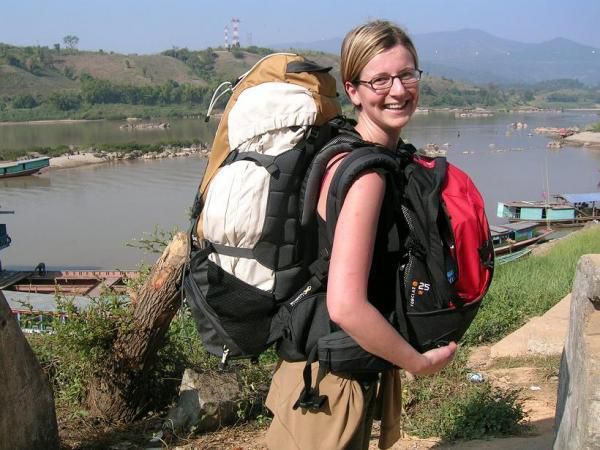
[0,43,598,122]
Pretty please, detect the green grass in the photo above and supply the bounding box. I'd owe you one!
[402,348,528,440]
[463,226,600,345]
[589,121,600,132]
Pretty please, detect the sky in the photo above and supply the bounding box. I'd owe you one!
[2,0,600,54]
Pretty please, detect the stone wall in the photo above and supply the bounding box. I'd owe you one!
[554,254,600,449]
[0,291,59,450]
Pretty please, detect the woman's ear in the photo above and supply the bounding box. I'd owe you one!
[344,81,361,108]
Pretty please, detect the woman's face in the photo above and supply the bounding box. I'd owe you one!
[345,44,419,143]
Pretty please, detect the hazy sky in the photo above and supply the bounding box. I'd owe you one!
[2,0,600,54]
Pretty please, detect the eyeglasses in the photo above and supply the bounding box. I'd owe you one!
[354,69,423,92]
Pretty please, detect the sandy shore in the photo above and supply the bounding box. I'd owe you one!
[49,153,107,169]
[565,131,600,148]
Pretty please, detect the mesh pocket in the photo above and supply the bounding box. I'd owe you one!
[185,250,277,358]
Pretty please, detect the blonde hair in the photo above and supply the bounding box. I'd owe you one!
[340,20,419,86]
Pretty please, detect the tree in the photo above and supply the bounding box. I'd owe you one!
[63,35,79,50]
[86,232,189,420]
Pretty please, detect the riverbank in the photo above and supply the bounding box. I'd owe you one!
[564,131,600,148]
[49,146,209,170]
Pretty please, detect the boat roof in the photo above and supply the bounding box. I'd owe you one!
[558,193,600,204]
[490,221,537,236]
[501,221,538,231]
[500,200,573,210]
[490,225,510,234]
[2,290,91,313]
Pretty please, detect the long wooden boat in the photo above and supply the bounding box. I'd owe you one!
[0,156,50,178]
[491,221,553,256]
[0,268,138,297]
[497,192,600,227]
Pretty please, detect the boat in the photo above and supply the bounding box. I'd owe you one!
[491,221,553,256]
[0,266,137,297]
[495,247,534,266]
[497,192,600,227]
[1,207,138,332]
[1,267,137,333]
[0,156,50,178]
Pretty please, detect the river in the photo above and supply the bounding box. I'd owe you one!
[1,111,599,270]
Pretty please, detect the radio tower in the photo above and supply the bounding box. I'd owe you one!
[232,18,240,48]
[224,25,229,49]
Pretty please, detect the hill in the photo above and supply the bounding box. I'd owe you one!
[0,42,598,123]
[272,29,600,86]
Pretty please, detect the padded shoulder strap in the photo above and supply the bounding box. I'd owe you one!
[299,124,363,227]
[325,147,402,244]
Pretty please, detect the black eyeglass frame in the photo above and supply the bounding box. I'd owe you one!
[353,69,423,91]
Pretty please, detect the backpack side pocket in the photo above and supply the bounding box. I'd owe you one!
[317,330,392,374]
[274,292,331,362]
[184,248,277,359]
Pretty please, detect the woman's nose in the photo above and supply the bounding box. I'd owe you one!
[389,77,408,95]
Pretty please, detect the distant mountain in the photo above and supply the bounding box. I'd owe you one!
[271,29,600,86]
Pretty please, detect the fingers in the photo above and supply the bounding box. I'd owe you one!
[416,342,458,375]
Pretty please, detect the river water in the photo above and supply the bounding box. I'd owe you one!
[1,111,599,270]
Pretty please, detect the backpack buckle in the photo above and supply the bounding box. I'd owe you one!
[292,387,327,411]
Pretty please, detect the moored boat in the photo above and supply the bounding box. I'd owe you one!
[1,267,137,333]
[491,221,553,256]
[0,267,137,297]
[497,193,600,227]
[0,156,50,178]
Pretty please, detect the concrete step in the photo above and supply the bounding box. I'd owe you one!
[490,294,571,358]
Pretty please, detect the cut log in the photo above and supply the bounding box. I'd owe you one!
[86,232,189,421]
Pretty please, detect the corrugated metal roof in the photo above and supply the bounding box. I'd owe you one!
[3,290,91,313]
[559,193,600,204]
[501,221,538,231]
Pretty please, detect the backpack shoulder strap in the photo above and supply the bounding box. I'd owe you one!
[299,119,364,227]
[324,146,403,244]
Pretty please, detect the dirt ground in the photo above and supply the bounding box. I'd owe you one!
[166,346,558,450]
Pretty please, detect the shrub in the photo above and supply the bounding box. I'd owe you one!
[12,94,38,109]
[403,349,528,441]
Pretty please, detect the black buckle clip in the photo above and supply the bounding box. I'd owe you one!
[293,387,327,411]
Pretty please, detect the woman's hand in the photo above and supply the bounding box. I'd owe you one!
[410,342,458,376]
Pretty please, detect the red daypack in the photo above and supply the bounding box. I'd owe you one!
[391,151,495,351]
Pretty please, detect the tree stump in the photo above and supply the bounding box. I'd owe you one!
[86,232,189,421]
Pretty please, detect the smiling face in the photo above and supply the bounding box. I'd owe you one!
[345,44,419,148]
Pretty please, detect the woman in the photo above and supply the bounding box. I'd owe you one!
[266,20,457,450]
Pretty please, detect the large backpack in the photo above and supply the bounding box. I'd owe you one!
[183,53,350,367]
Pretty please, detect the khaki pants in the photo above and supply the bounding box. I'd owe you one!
[265,360,378,450]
